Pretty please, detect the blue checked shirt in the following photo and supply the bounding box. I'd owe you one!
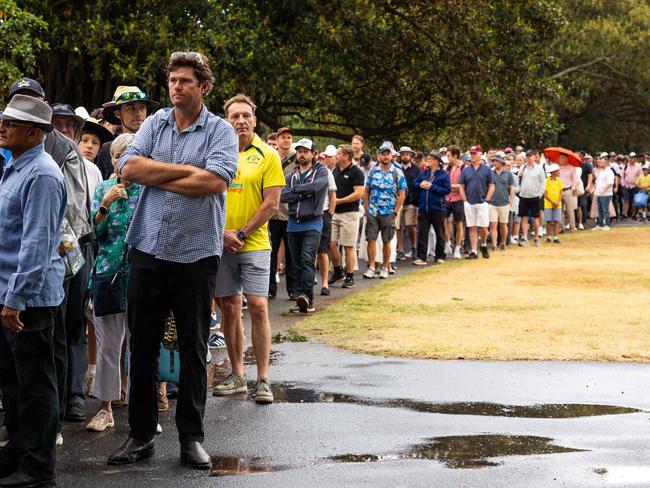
[119,106,238,263]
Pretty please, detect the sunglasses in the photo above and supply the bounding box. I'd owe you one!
[116,91,147,104]
[0,119,35,129]
[170,51,207,67]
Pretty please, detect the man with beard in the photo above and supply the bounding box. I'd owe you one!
[280,139,329,313]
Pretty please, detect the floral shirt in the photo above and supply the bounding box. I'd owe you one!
[364,164,408,216]
[91,179,142,276]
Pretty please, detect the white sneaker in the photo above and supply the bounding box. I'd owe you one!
[592,226,602,231]
[453,246,461,259]
[56,433,63,447]
[363,268,376,279]
[444,241,452,255]
[602,226,611,231]
[156,423,163,434]
[578,223,584,230]
[538,228,546,236]
[564,224,570,230]
[379,268,389,279]
[275,272,280,284]
[86,409,115,432]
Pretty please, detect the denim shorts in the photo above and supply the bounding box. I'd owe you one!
[544,208,562,222]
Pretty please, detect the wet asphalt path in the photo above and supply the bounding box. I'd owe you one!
[11,251,650,487]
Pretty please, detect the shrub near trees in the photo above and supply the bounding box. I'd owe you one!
[1,0,648,151]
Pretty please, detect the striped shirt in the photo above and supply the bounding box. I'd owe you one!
[119,105,238,263]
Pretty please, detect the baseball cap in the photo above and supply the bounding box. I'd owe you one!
[324,144,337,157]
[629,152,637,157]
[493,154,506,163]
[548,163,560,172]
[599,152,609,159]
[469,145,482,154]
[276,127,292,137]
[378,142,393,153]
[504,146,513,153]
[6,77,45,101]
[462,154,471,161]
[294,138,315,151]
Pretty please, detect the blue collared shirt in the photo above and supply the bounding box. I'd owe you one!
[119,106,238,263]
[0,143,67,310]
[459,163,495,204]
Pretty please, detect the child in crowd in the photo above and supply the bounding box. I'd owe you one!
[544,163,563,243]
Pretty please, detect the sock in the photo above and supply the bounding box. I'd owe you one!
[346,272,353,279]
[334,266,342,274]
[87,364,96,376]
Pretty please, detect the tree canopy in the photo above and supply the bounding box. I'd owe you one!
[2,0,648,151]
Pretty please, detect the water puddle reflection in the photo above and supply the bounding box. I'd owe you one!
[210,457,287,477]
[331,435,586,469]
[259,383,642,418]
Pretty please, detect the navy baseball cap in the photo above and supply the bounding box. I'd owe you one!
[6,78,45,102]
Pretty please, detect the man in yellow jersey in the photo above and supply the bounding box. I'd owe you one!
[212,94,285,404]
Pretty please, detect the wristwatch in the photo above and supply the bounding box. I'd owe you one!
[237,230,248,241]
[98,206,109,215]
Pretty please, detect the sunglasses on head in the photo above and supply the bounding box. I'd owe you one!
[116,91,147,104]
[170,51,207,67]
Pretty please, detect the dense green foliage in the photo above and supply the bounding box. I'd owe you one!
[1,1,648,150]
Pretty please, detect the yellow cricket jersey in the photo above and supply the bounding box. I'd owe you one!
[636,174,650,190]
[544,177,563,209]
[226,134,285,252]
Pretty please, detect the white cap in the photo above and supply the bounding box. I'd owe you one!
[295,138,315,151]
[324,144,337,157]
[548,163,560,172]
[629,152,637,157]
[599,152,609,159]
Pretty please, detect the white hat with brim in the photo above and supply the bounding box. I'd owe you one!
[75,106,114,145]
[102,86,159,125]
[0,94,53,132]
[399,146,415,154]
[324,144,337,157]
[548,163,560,172]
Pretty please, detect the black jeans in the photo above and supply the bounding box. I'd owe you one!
[56,241,94,415]
[0,306,58,478]
[287,230,321,303]
[417,211,446,260]
[268,219,297,297]
[127,249,219,443]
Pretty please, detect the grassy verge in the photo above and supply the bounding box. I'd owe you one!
[296,227,650,361]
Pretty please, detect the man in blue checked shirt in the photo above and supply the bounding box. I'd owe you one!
[109,51,237,470]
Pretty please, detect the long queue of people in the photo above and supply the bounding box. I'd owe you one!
[0,49,647,487]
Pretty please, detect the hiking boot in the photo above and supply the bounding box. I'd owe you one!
[213,372,247,396]
[342,276,355,288]
[296,295,309,313]
[466,252,478,260]
[412,259,427,266]
[158,383,168,412]
[86,409,115,432]
[379,268,389,279]
[480,245,490,259]
[363,268,376,279]
[328,269,345,285]
[255,378,274,404]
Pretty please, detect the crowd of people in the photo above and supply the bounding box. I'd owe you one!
[0,50,648,487]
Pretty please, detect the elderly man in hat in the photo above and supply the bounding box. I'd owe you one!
[6,77,95,438]
[51,104,85,143]
[280,138,329,313]
[0,95,67,488]
[94,86,159,180]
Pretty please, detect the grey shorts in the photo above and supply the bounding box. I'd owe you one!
[214,250,271,298]
[366,214,396,243]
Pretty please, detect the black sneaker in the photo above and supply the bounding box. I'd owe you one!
[328,270,345,285]
[320,287,330,296]
[466,252,478,260]
[342,276,355,288]
[306,302,316,313]
[480,246,490,259]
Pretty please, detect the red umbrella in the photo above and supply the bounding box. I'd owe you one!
[543,147,582,167]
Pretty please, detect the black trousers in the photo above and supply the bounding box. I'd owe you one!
[268,219,297,297]
[417,211,446,260]
[127,249,218,443]
[0,306,58,478]
[55,241,94,416]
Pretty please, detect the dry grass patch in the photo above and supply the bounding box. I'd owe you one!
[298,227,650,361]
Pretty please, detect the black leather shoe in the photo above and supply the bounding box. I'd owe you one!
[180,441,211,469]
[0,470,55,487]
[107,437,154,465]
[63,404,86,422]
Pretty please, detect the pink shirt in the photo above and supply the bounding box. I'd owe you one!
[622,163,642,188]
[447,164,463,203]
[558,165,576,190]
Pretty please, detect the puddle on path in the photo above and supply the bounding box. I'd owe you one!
[210,457,287,477]
[243,347,284,366]
[262,382,642,418]
[331,435,586,469]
